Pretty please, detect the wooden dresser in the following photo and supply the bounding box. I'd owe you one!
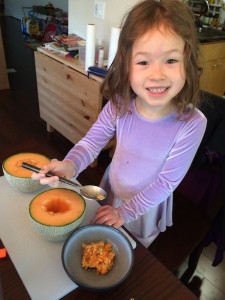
[34,47,104,144]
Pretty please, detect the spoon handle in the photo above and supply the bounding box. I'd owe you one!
[21,162,82,188]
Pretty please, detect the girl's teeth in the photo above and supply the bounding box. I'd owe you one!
[149,88,167,93]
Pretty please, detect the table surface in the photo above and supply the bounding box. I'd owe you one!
[0,176,197,300]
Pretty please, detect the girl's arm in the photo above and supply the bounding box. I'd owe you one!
[64,100,116,176]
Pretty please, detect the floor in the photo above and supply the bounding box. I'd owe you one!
[177,247,225,299]
[1,10,225,300]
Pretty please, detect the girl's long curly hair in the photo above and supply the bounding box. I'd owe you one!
[101,0,201,118]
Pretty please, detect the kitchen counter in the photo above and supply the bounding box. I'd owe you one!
[198,27,225,43]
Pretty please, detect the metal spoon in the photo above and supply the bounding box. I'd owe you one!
[21,162,107,201]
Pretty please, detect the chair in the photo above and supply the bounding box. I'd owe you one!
[148,90,225,283]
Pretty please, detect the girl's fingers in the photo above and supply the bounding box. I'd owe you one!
[31,172,60,187]
[39,175,59,186]
[92,206,124,228]
[31,172,45,180]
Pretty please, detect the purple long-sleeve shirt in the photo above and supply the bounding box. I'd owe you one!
[65,99,207,247]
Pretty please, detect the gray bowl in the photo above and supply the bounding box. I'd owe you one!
[61,224,134,291]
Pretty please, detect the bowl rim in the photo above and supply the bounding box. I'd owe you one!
[61,224,134,291]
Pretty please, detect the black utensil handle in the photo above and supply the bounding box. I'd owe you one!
[21,162,81,188]
[21,162,54,177]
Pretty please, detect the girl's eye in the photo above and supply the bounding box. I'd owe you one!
[167,59,178,64]
[137,61,149,65]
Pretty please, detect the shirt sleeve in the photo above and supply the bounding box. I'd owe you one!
[64,100,116,175]
[118,114,207,223]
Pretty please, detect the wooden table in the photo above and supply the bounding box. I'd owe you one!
[0,239,197,300]
[0,175,197,300]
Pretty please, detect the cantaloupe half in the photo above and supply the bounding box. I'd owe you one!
[29,188,86,242]
[2,152,50,193]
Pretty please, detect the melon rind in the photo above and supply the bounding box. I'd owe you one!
[29,189,86,242]
[2,152,50,193]
[29,213,85,242]
[3,168,44,193]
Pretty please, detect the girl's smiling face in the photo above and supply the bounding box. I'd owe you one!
[130,26,186,119]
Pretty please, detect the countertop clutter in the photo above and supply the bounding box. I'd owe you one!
[187,0,225,41]
[22,3,68,45]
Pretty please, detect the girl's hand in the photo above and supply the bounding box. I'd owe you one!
[31,159,76,187]
[92,205,124,228]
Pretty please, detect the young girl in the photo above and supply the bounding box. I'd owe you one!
[32,0,207,247]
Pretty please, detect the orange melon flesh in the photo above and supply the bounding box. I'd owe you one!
[2,152,51,193]
[30,188,86,226]
[3,152,50,178]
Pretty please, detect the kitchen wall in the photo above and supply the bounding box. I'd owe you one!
[4,0,68,20]
[69,0,139,40]
[68,0,140,57]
